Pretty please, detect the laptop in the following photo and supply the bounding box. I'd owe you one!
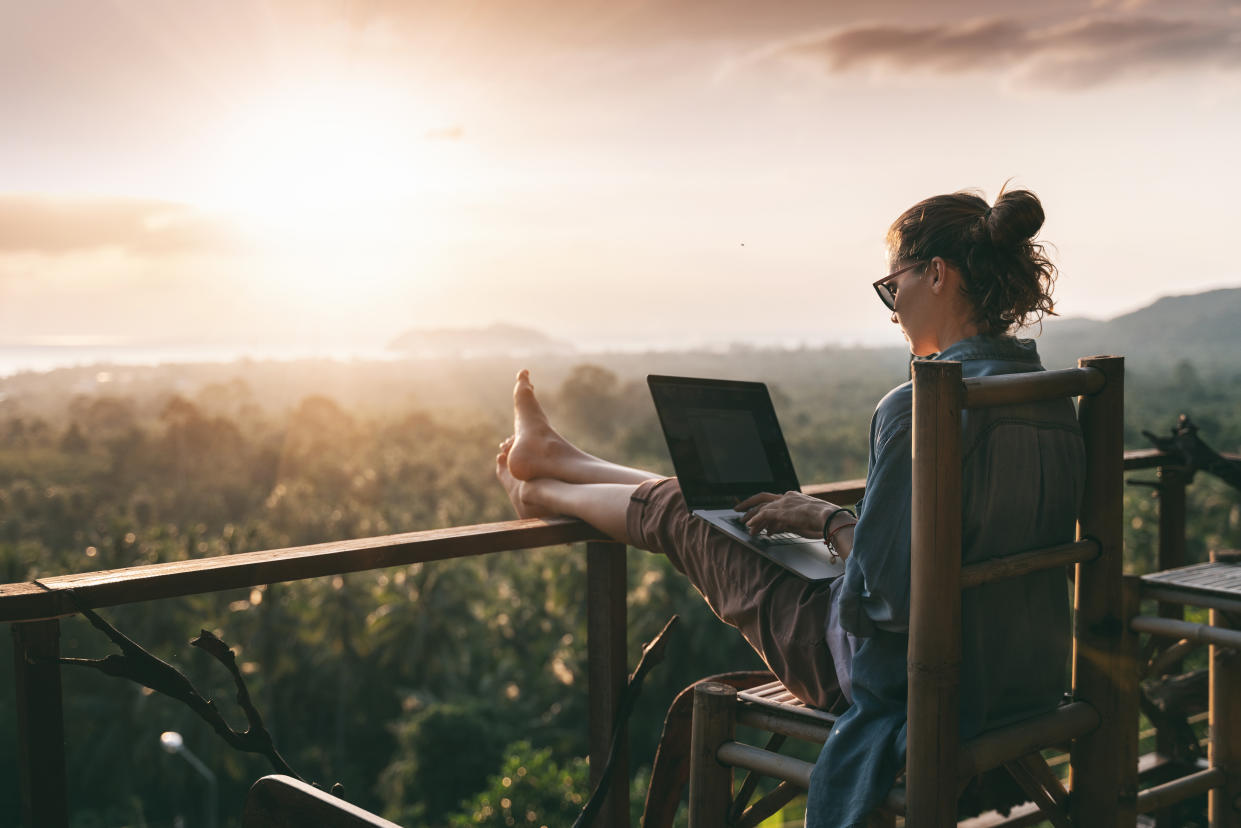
[647,375,845,581]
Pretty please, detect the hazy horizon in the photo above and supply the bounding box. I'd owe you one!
[3,1,1240,359]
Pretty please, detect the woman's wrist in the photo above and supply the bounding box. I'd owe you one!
[820,505,857,541]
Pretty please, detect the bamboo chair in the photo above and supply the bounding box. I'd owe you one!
[242,775,404,828]
[685,355,1137,828]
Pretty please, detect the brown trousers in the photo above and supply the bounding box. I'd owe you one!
[626,477,841,708]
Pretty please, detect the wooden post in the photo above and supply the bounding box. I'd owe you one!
[1157,464,1187,580]
[587,540,629,828]
[689,682,736,828]
[1155,464,1187,828]
[907,360,963,828]
[1209,550,1241,828]
[12,619,69,828]
[1070,355,1136,828]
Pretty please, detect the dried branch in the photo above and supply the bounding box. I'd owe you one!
[573,615,679,828]
[57,606,302,780]
[1143,414,1241,491]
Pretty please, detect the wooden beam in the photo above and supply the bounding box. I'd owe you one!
[957,701,1099,781]
[802,478,867,504]
[12,619,68,828]
[689,682,737,828]
[735,708,833,744]
[907,359,964,828]
[1210,547,1241,828]
[1136,767,1225,814]
[243,774,404,827]
[1069,355,1136,828]
[0,517,606,622]
[963,366,1104,409]
[1131,615,1241,650]
[1153,464,1188,828]
[960,540,1098,589]
[716,741,812,788]
[586,541,629,828]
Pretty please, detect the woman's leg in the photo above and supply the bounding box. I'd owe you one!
[495,370,841,708]
[505,369,659,485]
[497,368,661,541]
[496,442,640,542]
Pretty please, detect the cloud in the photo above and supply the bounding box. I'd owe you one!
[761,11,1241,88]
[0,195,244,256]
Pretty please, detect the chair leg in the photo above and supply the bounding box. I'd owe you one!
[689,682,738,828]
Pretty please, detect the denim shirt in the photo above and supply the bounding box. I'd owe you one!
[806,335,1086,828]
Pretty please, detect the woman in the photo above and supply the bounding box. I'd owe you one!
[496,187,1084,827]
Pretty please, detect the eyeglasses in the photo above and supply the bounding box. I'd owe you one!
[872,261,926,311]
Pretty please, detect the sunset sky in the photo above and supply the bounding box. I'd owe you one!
[2,0,1239,354]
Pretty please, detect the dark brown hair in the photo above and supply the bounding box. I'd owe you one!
[886,187,1058,336]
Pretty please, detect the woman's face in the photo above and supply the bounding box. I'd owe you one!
[882,257,937,356]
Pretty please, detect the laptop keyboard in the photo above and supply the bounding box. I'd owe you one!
[724,516,807,545]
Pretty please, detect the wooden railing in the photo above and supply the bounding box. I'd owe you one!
[0,453,1206,827]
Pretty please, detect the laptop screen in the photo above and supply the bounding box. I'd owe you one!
[648,375,801,511]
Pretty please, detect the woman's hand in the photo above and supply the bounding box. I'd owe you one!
[735,491,837,539]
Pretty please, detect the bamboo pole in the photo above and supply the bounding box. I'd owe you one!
[716,742,812,789]
[1069,355,1137,828]
[1135,768,1225,814]
[1154,465,1188,828]
[960,539,1098,588]
[962,365,1104,409]
[907,359,964,828]
[1131,615,1241,650]
[1209,552,1241,828]
[735,709,833,744]
[956,701,1099,781]
[689,682,738,828]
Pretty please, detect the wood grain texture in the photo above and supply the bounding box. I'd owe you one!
[907,359,964,828]
[1210,550,1241,828]
[586,541,629,828]
[963,366,1104,409]
[688,682,736,828]
[1069,355,1136,828]
[13,619,68,828]
[0,517,605,622]
[960,540,1098,589]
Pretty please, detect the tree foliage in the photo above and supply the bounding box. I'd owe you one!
[0,349,1237,825]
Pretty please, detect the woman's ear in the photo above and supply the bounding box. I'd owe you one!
[927,256,948,294]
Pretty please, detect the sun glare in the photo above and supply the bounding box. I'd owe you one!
[203,78,449,241]
[195,76,459,315]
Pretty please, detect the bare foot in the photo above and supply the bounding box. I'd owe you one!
[496,439,556,518]
[506,369,593,481]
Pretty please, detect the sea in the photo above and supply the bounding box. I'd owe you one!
[0,343,399,379]
[0,329,897,379]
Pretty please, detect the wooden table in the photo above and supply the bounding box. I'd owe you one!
[1135,557,1241,827]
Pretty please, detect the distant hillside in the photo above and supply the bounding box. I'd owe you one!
[388,322,574,358]
[1033,287,1241,373]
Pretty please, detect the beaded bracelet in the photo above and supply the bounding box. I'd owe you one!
[821,506,858,557]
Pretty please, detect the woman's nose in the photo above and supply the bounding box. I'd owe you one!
[890,312,899,324]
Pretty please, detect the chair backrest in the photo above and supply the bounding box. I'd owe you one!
[242,775,404,828]
[906,355,1134,828]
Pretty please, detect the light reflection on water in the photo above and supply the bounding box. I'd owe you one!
[0,344,399,378]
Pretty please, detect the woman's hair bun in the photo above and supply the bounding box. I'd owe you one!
[985,189,1045,247]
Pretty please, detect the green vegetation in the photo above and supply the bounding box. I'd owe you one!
[1,342,1238,826]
